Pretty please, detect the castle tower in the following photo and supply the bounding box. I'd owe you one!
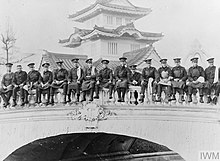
[59,0,163,60]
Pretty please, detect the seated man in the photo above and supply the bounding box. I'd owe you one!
[39,62,53,105]
[187,57,205,103]
[81,58,97,102]
[129,64,141,104]
[157,59,172,102]
[213,67,220,105]
[26,63,42,104]
[0,63,14,108]
[94,59,114,99]
[139,59,159,103]
[50,61,68,104]
[171,58,187,103]
[67,58,83,103]
[204,58,216,104]
[114,57,131,102]
[12,65,28,107]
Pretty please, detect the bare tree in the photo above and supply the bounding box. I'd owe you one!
[1,28,16,64]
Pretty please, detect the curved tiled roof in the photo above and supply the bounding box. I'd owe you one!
[39,50,88,71]
[68,0,151,22]
[59,23,163,48]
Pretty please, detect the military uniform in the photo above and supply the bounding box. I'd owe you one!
[171,58,187,102]
[187,57,205,103]
[0,65,14,107]
[114,57,131,102]
[27,67,42,103]
[12,68,28,106]
[157,59,172,102]
[140,59,159,102]
[81,59,97,102]
[68,58,83,102]
[213,67,220,104]
[39,63,53,105]
[50,66,68,103]
[94,60,114,99]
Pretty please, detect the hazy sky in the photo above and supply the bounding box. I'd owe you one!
[0,0,220,66]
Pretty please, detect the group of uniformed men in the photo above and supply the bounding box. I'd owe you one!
[0,56,219,108]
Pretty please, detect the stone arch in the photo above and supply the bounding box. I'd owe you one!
[4,132,185,161]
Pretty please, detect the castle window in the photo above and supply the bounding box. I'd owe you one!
[106,15,113,25]
[116,17,122,25]
[108,42,118,55]
[130,44,140,51]
[125,18,132,24]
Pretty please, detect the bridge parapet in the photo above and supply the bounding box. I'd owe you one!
[0,103,220,161]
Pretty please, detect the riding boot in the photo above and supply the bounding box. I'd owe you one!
[199,95,204,103]
[76,94,80,103]
[81,92,86,102]
[121,88,126,102]
[139,94,144,103]
[94,86,99,99]
[117,89,122,102]
[188,95,192,103]
[89,89,94,102]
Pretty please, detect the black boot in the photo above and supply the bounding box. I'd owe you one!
[139,95,144,103]
[50,96,54,105]
[94,86,99,99]
[199,96,204,103]
[12,100,17,107]
[188,95,192,103]
[121,88,126,102]
[67,94,71,103]
[76,94,80,103]
[117,89,122,102]
[207,96,211,104]
[89,89,94,102]
[21,98,25,106]
[171,95,176,101]
[212,96,218,105]
[156,96,161,102]
[81,92,86,102]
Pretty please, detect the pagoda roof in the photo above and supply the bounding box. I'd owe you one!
[39,50,88,71]
[94,45,161,71]
[39,45,161,72]
[68,0,151,22]
[59,23,163,48]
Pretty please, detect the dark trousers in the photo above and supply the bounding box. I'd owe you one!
[39,88,50,103]
[12,86,28,103]
[188,87,203,96]
[117,88,126,101]
[172,88,184,95]
[95,83,114,97]
[140,80,157,96]
[0,89,12,105]
[50,83,68,96]
[157,84,171,97]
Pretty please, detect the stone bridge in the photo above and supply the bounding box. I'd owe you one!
[0,103,220,161]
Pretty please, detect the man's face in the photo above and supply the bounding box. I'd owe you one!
[57,63,62,69]
[6,66,12,72]
[87,62,92,68]
[102,63,107,68]
[175,62,180,66]
[73,62,78,68]
[209,61,214,66]
[162,62,167,67]
[146,63,151,68]
[120,61,126,66]
[29,66,35,71]
[192,62,198,67]
[17,66,22,72]
[44,66,49,71]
